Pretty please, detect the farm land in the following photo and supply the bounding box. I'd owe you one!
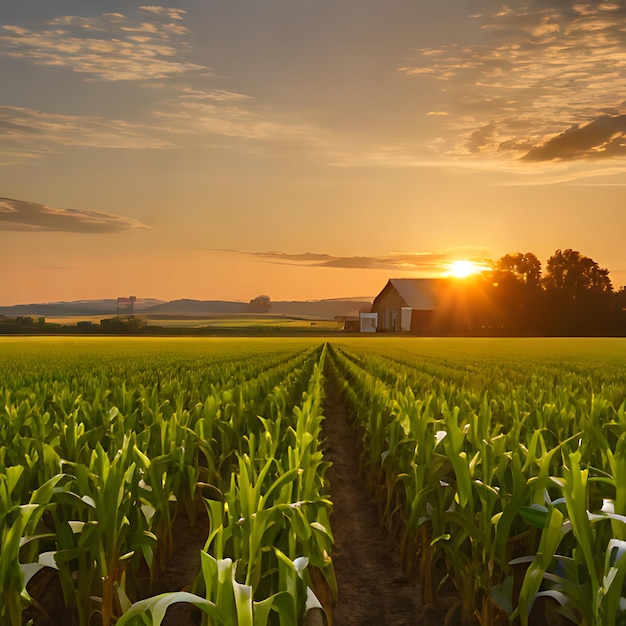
[2,337,626,625]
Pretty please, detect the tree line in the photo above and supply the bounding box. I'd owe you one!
[441,249,626,335]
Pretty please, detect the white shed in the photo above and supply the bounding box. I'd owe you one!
[359,312,378,332]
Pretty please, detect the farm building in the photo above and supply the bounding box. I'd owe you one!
[371,279,446,333]
[359,312,378,332]
[371,277,499,334]
[335,315,360,331]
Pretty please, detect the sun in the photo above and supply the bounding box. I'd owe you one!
[447,259,482,279]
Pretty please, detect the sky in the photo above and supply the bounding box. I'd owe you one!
[2,0,626,304]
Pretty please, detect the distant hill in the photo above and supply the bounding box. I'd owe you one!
[143,300,250,315]
[0,299,164,317]
[269,300,371,318]
[0,297,372,320]
[143,298,372,319]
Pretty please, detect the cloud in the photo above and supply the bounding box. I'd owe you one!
[0,4,338,165]
[176,88,253,103]
[0,10,208,81]
[140,87,348,159]
[151,92,328,144]
[137,6,186,21]
[0,106,172,164]
[523,115,626,161]
[0,197,150,233]
[214,249,457,273]
[0,95,341,165]
[467,123,496,154]
[0,10,415,169]
[400,1,626,166]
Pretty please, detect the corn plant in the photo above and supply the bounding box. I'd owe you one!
[116,345,333,625]
[57,437,157,625]
[513,447,626,626]
[0,469,70,625]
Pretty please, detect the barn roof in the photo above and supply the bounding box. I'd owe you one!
[374,278,446,311]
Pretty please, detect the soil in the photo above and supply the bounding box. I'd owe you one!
[24,391,460,625]
[322,386,457,626]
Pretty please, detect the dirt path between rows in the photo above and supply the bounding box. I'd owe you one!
[322,387,454,626]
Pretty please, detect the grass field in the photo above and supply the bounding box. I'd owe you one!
[44,314,340,330]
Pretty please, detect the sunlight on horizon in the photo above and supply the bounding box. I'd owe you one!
[446,260,488,279]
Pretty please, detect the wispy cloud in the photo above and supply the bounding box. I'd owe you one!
[0,97,339,165]
[0,9,208,81]
[137,6,186,21]
[400,1,626,166]
[0,197,149,233]
[151,89,334,148]
[0,106,172,164]
[212,249,488,273]
[0,3,341,164]
[0,7,439,169]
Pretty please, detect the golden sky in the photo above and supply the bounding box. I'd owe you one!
[1,0,626,304]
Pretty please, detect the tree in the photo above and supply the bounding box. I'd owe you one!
[488,252,544,332]
[248,295,271,312]
[543,249,612,296]
[543,249,613,334]
[496,252,542,287]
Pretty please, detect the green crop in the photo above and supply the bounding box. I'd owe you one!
[0,338,331,624]
[2,336,626,625]
[329,337,626,625]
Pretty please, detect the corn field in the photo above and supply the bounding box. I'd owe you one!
[2,337,626,625]
[331,337,626,626]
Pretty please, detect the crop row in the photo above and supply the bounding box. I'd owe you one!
[0,339,333,625]
[328,340,626,626]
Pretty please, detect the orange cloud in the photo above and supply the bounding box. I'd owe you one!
[0,197,149,233]
[0,11,208,82]
[400,1,626,167]
[213,249,494,275]
[524,115,626,161]
[0,106,172,164]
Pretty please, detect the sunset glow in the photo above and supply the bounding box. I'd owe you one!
[1,1,626,304]
[447,260,484,279]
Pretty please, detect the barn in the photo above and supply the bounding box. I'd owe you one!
[370,278,448,333]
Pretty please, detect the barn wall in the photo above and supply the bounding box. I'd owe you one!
[410,310,435,333]
[371,289,408,332]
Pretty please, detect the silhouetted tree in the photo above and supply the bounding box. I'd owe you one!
[614,287,626,335]
[543,249,612,295]
[542,249,613,334]
[489,252,544,332]
[497,252,542,287]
